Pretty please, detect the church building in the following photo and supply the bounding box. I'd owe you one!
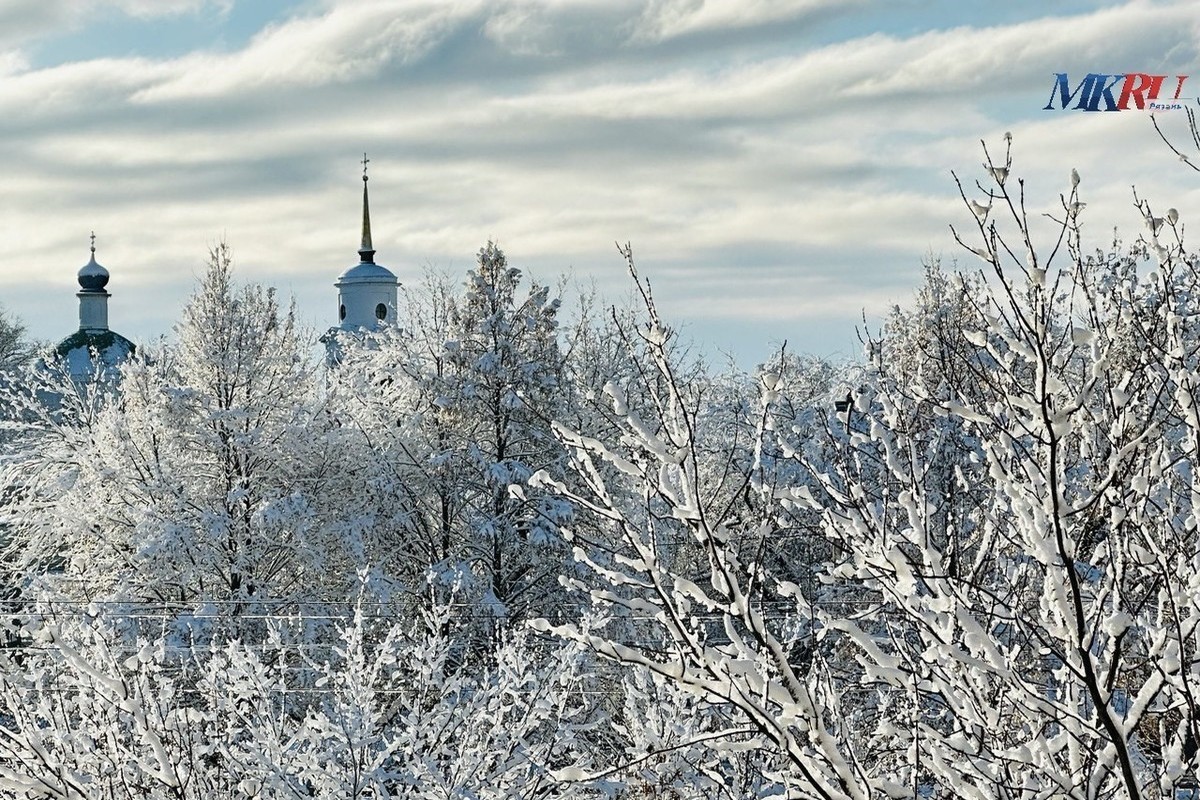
[334,158,399,332]
[323,158,401,364]
[53,234,136,379]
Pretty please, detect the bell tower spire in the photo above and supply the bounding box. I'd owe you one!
[358,153,375,264]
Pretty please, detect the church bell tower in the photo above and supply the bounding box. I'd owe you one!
[334,155,398,331]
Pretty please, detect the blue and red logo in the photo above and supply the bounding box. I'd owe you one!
[1044,73,1189,111]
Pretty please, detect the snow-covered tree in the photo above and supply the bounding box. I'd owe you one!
[536,146,1200,798]
[10,139,1200,799]
[793,141,1200,798]
[0,306,32,371]
[532,245,871,800]
[0,596,603,798]
[0,244,361,607]
[331,242,575,629]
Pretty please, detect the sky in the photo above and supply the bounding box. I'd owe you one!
[3,0,1200,368]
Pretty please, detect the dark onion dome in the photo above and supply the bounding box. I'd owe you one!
[78,235,110,292]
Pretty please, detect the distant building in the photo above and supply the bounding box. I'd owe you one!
[325,157,401,362]
[47,159,395,372]
[53,235,135,379]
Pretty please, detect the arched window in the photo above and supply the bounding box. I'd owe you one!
[375,303,387,320]
[339,304,346,321]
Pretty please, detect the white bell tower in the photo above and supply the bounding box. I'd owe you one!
[335,154,398,331]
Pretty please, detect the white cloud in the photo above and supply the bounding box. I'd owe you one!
[134,1,476,100]
[482,0,632,57]
[4,0,1200,362]
[634,0,860,41]
[106,0,232,18]
[0,50,29,76]
[0,0,232,50]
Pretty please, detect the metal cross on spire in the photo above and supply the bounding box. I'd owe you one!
[90,231,96,255]
[361,152,370,181]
